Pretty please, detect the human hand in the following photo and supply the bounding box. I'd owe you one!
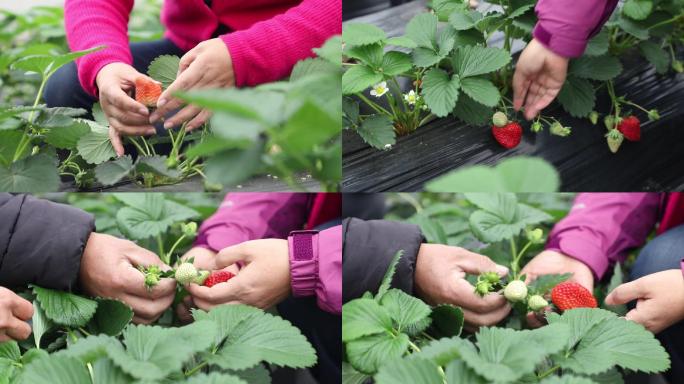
[150,38,235,132]
[512,38,569,120]
[79,233,176,324]
[521,250,594,327]
[95,63,158,156]
[606,269,684,334]
[414,243,510,329]
[0,287,33,342]
[187,239,290,311]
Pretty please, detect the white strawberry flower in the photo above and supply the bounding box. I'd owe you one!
[404,90,419,105]
[370,81,388,97]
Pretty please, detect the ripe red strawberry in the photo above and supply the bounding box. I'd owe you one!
[551,282,598,311]
[135,77,162,107]
[617,115,640,141]
[203,271,235,287]
[492,122,522,149]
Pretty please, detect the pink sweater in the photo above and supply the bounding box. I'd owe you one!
[64,0,341,97]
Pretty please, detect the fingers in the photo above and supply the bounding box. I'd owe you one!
[125,246,169,270]
[186,109,211,132]
[4,318,31,340]
[178,48,199,78]
[110,117,155,137]
[162,104,202,130]
[215,243,252,269]
[462,302,511,327]
[452,278,508,313]
[512,72,530,111]
[186,280,241,310]
[153,66,204,121]
[525,311,547,328]
[605,280,643,306]
[123,292,174,323]
[101,87,149,117]
[455,248,508,277]
[11,296,33,321]
[108,126,125,157]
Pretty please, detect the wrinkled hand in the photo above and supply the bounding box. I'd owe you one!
[606,269,684,334]
[0,287,33,342]
[521,250,594,327]
[150,38,235,132]
[80,233,176,324]
[175,247,239,322]
[414,243,510,329]
[187,239,290,311]
[513,38,569,120]
[95,63,158,156]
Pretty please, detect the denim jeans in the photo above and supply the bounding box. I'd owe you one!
[630,224,684,382]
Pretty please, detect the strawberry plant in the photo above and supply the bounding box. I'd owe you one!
[342,0,683,152]
[0,193,318,383]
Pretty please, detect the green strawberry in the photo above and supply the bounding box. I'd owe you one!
[528,295,549,311]
[175,263,198,285]
[606,129,624,153]
[194,270,210,285]
[589,111,599,125]
[549,122,571,137]
[475,280,492,297]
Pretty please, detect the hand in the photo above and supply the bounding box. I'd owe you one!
[0,287,33,342]
[80,233,176,324]
[175,247,239,322]
[95,63,158,156]
[150,38,235,132]
[606,269,684,334]
[414,243,510,329]
[512,38,569,120]
[521,250,594,327]
[187,239,290,311]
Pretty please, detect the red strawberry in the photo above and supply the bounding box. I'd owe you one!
[492,122,522,149]
[551,282,598,311]
[135,77,162,107]
[203,271,235,287]
[617,115,640,141]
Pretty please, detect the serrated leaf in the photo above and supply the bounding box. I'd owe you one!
[381,51,412,76]
[453,45,511,78]
[413,336,470,366]
[508,4,534,19]
[376,250,403,301]
[412,47,445,68]
[585,30,610,56]
[192,304,263,346]
[91,299,134,336]
[77,121,116,164]
[357,115,395,149]
[344,44,384,68]
[448,10,478,30]
[94,156,133,186]
[91,358,135,384]
[0,154,60,193]
[570,55,623,81]
[342,65,383,94]
[623,0,652,20]
[453,93,492,125]
[11,46,103,79]
[44,120,90,149]
[459,77,500,107]
[520,323,571,355]
[385,36,417,48]
[557,76,596,118]
[16,355,90,384]
[33,286,98,327]
[185,373,247,384]
[528,273,571,295]
[60,334,118,363]
[346,332,409,374]
[342,298,393,342]
[147,55,180,88]
[540,375,598,384]
[0,342,19,362]
[343,24,386,46]
[375,357,442,384]
[204,140,264,187]
[422,68,460,117]
[343,362,370,384]
[464,193,517,221]
[135,155,181,179]
[314,35,342,65]
[429,304,464,338]
[639,40,669,74]
[618,14,649,39]
[380,289,431,332]
[405,13,438,48]
[32,300,52,349]
[116,199,198,240]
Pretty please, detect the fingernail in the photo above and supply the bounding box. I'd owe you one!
[158,98,167,107]
[138,108,148,115]
[164,121,173,129]
[496,264,509,276]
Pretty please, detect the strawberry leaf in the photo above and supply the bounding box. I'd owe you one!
[376,250,404,301]
[375,357,442,384]
[0,154,60,193]
[185,373,247,384]
[342,299,393,342]
[380,289,432,333]
[77,121,116,165]
[346,332,409,374]
[94,155,133,186]
[147,55,180,89]
[32,286,98,328]
[343,23,387,46]
[16,355,90,384]
[356,115,395,150]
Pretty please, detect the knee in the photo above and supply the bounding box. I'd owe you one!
[630,225,684,281]
[43,62,92,109]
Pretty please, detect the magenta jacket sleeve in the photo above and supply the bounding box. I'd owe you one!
[194,193,310,251]
[533,0,618,58]
[220,0,341,87]
[65,0,134,97]
[289,226,342,314]
[546,193,661,279]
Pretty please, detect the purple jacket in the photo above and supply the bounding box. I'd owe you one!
[533,0,618,57]
[546,193,684,279]
[195,193,342,314]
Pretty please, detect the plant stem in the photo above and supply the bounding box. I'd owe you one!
[184,361,208,377]
[537,365,560,379]
[357,93,393,116]
[13,76,48,162]
[166,233,188,264]
[129,137,148,156]
[509,237,518,276]
[512,240,533,279]
[156,234,167,264]
[398,193,423,213]
[408,340,422,353]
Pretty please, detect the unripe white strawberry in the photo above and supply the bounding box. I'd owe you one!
[175,263,198,285]
[528,295,548,311]
[492,111,508,127]
[504,280,528,302]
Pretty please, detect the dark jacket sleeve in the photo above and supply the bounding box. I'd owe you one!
[342,218,424,303]
[0,194,95,291]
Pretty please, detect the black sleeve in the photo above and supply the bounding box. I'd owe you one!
[0,194,95,291]
[342,217,424,303]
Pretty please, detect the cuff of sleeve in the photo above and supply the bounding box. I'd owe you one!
[546,236,610,279]
[220,33,250,88]
[289,230,319,298]
[533,23,587,58]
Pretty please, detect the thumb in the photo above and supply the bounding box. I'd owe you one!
[457,249,509,277]
[605,280,642,306]
[126,246,170,271]
[215,243,252,269]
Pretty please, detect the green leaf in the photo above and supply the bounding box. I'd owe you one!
[204,140,264,187]
[91,103,109,126]
[469,202,551,243]
[91,358,135,384]
[453,45,511,78]
[344,44,384,68]
[375,357,443,384]
[346,332,409,374]
[528,273,571,295]
[464,192,518,222]
[343,65,383,94]
[290,57,338,81]
[343,362,371,384]
[405,13,438,48]
[357,115,396,149]
[618,14,649,39]
[410,214,448,244]
[570,55,623,81]
[135,155,181,179]
[33,286,98,327]
[508,4,534,19]
[422,68,460,117]
[32,300,52,349]
[342,298,393,342]
[412,47,446,68]
[381,51,412,76]
[61,334,118,363]
[277,101,340,154]
[16,355,90,384]
[94,156,133,186]
[585,30,610,56]
[11,46,104,79]
[147,55,180,88]
[0,154,60,193]
[429,304,464,338]
[540,375,598,384]
[604,263,627,315]
[380,289,431,332]
[520,322,571,355]
[453,93,492,125]
[343,23,386,46]
[376,250,403,301]
[639,40,669,74]
[0,342,19,362]
[413,336,469,366]
[445,360,488,384]
[192,304,263,346]
[91,299,134,336]
[77,121,116,164]
[448,10,480,30]
[557,75,596,118]
[459,77,500,107]
[116,198,198,240]
[426,157,560,192]
[44,120,90,149]
[230,365,271,384]
[385,36,417,49]
[314,35,342,65]
[623,0,652,20]
[185,373,247,384]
